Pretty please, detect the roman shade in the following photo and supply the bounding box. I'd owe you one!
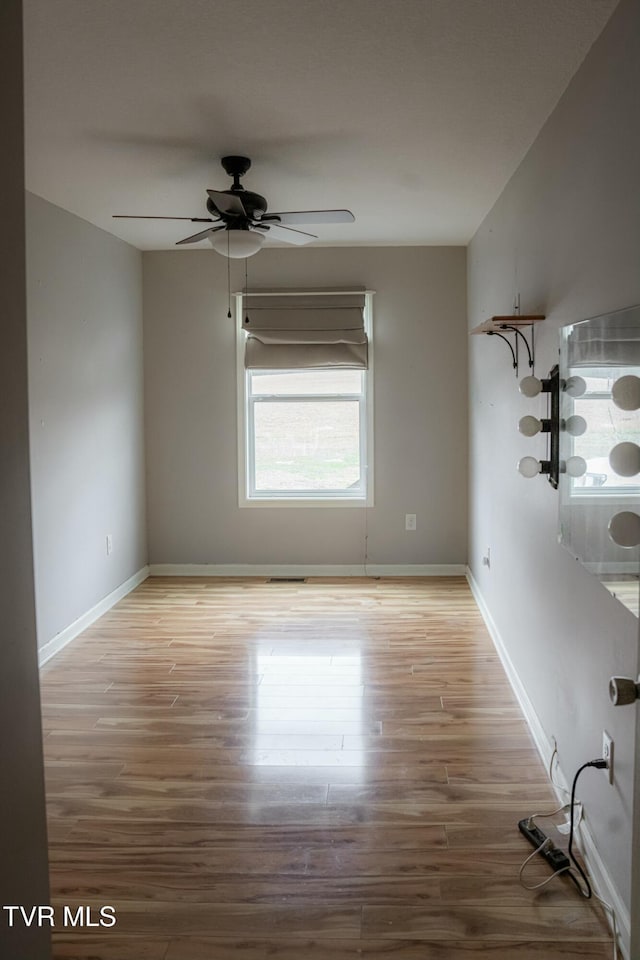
[243,292,368,369]
[567,314,640,367]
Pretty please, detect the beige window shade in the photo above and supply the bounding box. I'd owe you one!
[568,315,640,367]
[243,292,368,369]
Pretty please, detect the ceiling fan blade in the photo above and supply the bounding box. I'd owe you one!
[175,225,226,245]
[257,222,317,245]
[113,215,217,222]
[206,190,247,217]
[261,209,355,225]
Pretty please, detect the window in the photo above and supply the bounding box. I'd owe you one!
[568,366,640,497]
[236,291,373,506]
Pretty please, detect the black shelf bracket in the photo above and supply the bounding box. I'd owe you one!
[472,315,544,375]
[490,324,536,377]
[501,325,535,372]
[482,321,537,377]
[486,330,517,370]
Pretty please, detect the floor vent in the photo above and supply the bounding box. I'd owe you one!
[267,577,307,583]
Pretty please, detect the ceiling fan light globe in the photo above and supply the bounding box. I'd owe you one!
[209,230,265,259]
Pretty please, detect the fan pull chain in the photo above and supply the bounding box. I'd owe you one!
[244,257,250,325]
[226,233,231,318]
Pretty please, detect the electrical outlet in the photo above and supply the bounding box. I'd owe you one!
[405,514,417,531]
[482,547,491,568]
[106,534,113,556]
[602,730,614,785]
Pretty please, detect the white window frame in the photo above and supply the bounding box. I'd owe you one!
[236,290,374,508]
[566,366,640,503]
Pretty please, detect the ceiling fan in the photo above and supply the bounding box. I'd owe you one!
[113,155,355,258]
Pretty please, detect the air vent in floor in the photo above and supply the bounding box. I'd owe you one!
[267,577,307,583]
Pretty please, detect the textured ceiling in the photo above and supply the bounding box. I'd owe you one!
[23,0,618,250]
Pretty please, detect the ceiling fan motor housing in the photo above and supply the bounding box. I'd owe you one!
[206,191,267,221]
[211,155,268,220]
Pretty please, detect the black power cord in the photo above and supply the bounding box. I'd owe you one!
[519,756,618,960]
[567,759,607,898]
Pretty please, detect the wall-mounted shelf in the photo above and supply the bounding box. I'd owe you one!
[471,315,545,375]
[471,315,546,334]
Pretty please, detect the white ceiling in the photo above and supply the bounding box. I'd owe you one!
[23,0,618,251]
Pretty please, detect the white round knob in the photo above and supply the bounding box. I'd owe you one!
[519,415,542,437]
[608,511,640,548]
[609,442,640,478]
[565,456,587,477]
[564,415,587,436]
[519,376,542,398]
[518,456,541,478]
[565,376,587,398]
[612,375,640,412]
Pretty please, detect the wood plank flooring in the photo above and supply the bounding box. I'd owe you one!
[40,577,612,959]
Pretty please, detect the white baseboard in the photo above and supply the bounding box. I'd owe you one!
[38,565,149,667]
[466,566,631,958]
[148,563,467,578]
[466,567,553,767]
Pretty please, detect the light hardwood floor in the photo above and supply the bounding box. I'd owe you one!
[40,576,612,959]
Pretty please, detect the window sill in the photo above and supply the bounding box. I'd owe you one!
[568,491,639,504]
[240,496,371,509]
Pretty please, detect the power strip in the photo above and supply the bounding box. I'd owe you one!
[518,818,570,873]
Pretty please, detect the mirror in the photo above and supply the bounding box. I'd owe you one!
[559,305,640,617]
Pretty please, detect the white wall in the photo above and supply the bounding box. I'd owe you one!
[0,1,51,956]
[468,0,639,927]
[26,193,147,650]
[143,246,467,567]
